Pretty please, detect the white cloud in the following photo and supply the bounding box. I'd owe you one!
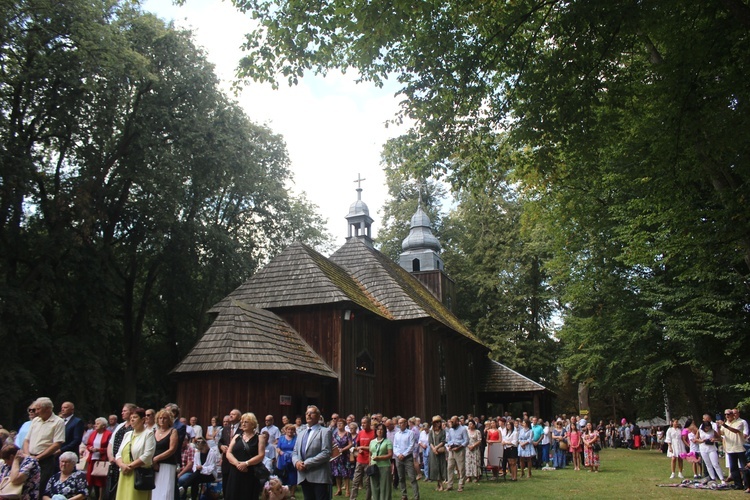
[143,0,409,249]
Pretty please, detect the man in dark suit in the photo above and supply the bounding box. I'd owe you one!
[219,409,242,495]
[293,405,332,500]
[59,401,85,457]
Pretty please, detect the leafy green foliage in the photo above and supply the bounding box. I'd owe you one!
[0,0,330,424]
[229,0,750,417]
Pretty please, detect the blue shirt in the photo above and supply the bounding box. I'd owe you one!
[532,423,544,442]
[393,428,414,457]
[446,424,469,449]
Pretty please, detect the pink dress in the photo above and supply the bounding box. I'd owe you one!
[569,430,582,452]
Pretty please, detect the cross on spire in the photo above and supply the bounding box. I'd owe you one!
[354,173,366,199]
[414,179,426,209]
[354,173,366,189]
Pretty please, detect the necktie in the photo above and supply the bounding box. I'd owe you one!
[301,429,310,460]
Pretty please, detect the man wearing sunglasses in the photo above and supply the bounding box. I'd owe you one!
[717,409,748,490]
[22,397,65,493]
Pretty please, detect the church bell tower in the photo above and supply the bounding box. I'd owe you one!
[398,199,455,310]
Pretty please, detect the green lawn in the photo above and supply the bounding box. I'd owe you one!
[394,449,747,499]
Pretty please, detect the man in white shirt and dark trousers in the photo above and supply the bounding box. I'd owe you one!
[394,418,419,500]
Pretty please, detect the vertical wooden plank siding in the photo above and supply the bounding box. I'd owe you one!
[176,371,336,427]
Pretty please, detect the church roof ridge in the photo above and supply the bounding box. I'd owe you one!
[330,238,485,347]
[210,241,392,320]
[171,299,338,378]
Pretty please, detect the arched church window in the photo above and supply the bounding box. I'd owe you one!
[412,258,421,272]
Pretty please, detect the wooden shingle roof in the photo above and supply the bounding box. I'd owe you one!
[210,241,391,319]
[330,238,485,346]
[172,300,337,378]
[479,359,547,393]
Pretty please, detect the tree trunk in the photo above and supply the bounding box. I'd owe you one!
[578,379,591,420]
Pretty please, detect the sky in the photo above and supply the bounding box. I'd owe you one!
[141,0,410,249]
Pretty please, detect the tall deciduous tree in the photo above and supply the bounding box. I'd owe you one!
[232,0,750,415]
[0,0,329,424]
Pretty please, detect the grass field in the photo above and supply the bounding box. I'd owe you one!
[384,448,748,499]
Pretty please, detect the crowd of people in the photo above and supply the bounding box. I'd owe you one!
[2,398,749,500]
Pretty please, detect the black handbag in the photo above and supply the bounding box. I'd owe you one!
[254,464,271,484]
[365,440,383,477]
[133,467,156,491]
[129,433,155,490]
[240,433,271,485]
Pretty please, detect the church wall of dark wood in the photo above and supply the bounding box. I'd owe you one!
[278,307,342,373]
[442,336,485,417]
[176,371,336,427]
[340,311,383,417]
[385,323,426,418]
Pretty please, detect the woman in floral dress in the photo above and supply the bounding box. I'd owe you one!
[465,420,482,482]
[330,419,354,496]
[0,444,40,500]
[582,422,600,472]
[43,452,88,500]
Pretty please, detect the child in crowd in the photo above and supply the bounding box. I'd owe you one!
[262,476,291,500]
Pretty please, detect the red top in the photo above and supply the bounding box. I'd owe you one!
[356,429,376,464]
[487,429,500,441]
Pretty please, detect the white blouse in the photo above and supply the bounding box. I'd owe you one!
[117,430,156,467]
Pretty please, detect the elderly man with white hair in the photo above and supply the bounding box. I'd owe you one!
[23,397,66,493]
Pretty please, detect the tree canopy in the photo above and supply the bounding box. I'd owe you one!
[232,0,750,416]
[0,0,330,425]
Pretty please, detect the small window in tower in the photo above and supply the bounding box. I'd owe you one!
[412,258,421,272]
[355,350,374,376]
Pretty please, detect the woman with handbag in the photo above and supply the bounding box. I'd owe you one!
[551,420,568,469]
[368,424,393,500]
[152,410,179,500]
[85,418,112,500]
[224,413,267,500]
[427,416,447,491]
[115,407,156,500]
[0,444,40,500]
[582,422,600,472]
[42,451,88,500]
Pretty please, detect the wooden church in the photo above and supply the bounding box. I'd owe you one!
[172,183,552,421]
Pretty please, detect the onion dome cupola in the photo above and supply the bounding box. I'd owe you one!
[346,174,374,246]
[399,203,444,272]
